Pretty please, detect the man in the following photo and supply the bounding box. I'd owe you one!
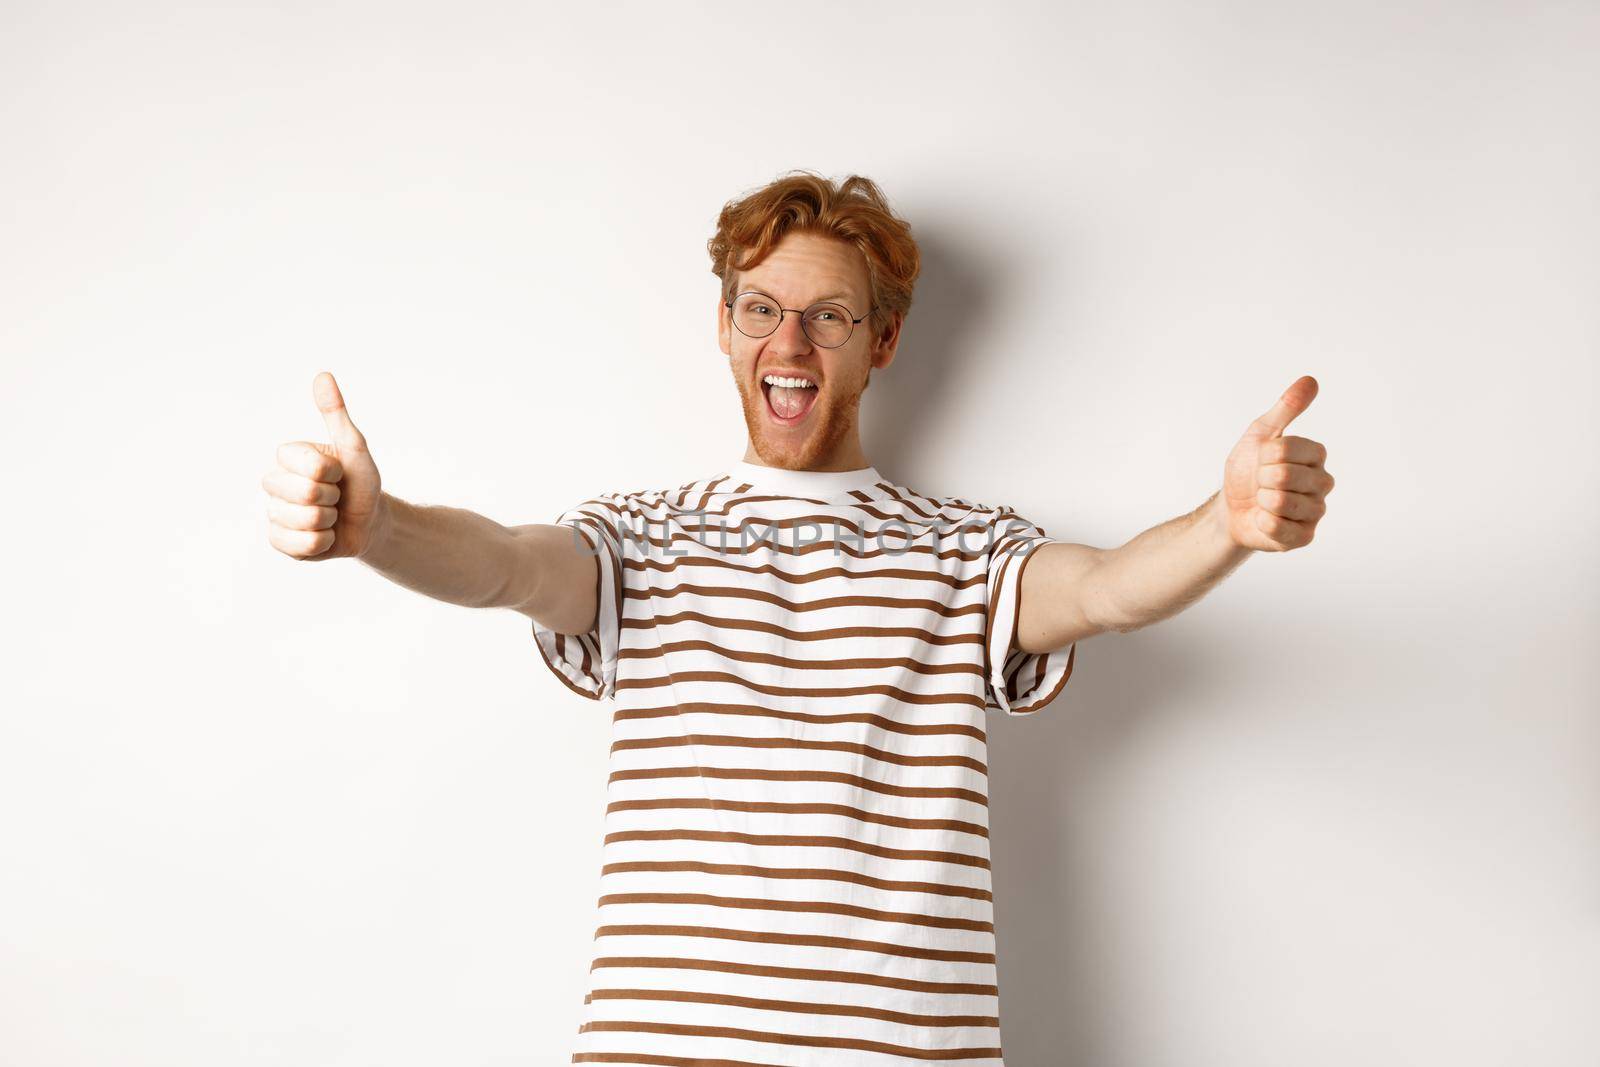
[261,171,1333,1063]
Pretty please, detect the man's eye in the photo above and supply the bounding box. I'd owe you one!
[812,310,837,321]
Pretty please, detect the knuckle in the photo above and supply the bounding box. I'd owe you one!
[268,525,302,557]
[274,500,311,530]
[277,441,309,470]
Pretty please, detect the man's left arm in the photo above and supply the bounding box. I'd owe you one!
[1015,376,1334,654]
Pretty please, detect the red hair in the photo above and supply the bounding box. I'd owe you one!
[707,170,921,336]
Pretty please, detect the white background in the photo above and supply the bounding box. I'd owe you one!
[3,2,1596,1064]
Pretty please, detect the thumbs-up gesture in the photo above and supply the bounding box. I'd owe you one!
[261,372,386,560]
[1219,375,1334,552]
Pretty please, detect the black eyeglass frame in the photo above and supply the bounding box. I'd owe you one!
[724,289,878,349]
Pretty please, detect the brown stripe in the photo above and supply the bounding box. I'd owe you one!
[607,765,988,807]
[715,489,886,510]
[629,552,986,590]
[597,892,994,931]
[615,702,986,742]
[575,497,992,547]
[585,986,998,1028]
[600,859,993,901]
[615,670,985,709]
[592,923,996,965]
[569,484,919,529]
[589,953,996,993]
[984,543,1020,700]
[600,499,944,534]
[1001,538,1029,658]
[627,583,985,622]
[535,627,601,702]
[1010,642,1076,716]
[610,733,987,774]
[617,643,979,675]
[795,499,990,530]
[627,610,984,646]
[879,483,1002,521]
[610,528,989,563]
[605,797,987,838]
[601,831,990,870]
[693,475,731,515]
[576,1020,1002,1061]
[572,1053,789,1066]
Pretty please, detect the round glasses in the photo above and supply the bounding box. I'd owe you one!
[725,290,876,349]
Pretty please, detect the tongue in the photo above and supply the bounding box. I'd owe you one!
[770,384,815,419]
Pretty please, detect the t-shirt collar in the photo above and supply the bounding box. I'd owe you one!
[728,459,883,496]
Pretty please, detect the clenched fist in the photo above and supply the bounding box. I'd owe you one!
[261,371,387,560]
[1218,375,1334,552]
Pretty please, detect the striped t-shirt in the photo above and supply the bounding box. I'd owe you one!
[531,460,1078,1065]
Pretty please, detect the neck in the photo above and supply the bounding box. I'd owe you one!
[741,441,872,473]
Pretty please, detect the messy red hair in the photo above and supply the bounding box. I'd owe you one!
[707,170,921,337]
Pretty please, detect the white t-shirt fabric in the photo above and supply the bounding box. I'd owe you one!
[531,460,1077,1065]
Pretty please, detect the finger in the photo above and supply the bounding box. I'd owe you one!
[1245,375,1318,439]
[1254,488,1327,522]
[268,521,337,559]
[1256,463,1335,495]
[276,440,344,483]
[1253,507,1315,549]
[261,468,342,506]
[313,372,370,456]
[267,495,339,531]
[1259,435,1328,467]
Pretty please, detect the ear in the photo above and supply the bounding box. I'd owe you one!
[717,293,732,356]
[869,309,904,371]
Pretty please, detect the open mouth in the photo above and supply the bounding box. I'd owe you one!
[761,373,819,425]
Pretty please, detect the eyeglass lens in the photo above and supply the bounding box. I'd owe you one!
[731,293,856,348]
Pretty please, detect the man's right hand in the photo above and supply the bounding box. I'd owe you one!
[262,371,387,561]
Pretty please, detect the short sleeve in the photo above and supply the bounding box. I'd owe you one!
[530,494,627,702]
[983,509,1078,717]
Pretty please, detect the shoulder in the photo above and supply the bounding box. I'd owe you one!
[563,475,731,519]
[879,481,1044,534]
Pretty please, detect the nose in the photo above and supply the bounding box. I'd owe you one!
[765,308,815,357]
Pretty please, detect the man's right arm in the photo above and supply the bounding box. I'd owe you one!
[357,494,600,630]
[261,371,599,635]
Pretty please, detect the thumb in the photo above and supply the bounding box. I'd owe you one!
[1244,374,1318,440]
[312,371,369,455]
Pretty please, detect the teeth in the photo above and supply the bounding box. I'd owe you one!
[763,375,816,389]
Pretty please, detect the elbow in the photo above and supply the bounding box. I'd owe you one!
[499,526,547,617]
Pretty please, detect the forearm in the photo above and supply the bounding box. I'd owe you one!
[358,492,545,612]
[1084,491,1254,634]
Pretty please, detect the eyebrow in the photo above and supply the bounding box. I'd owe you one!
[739,287,857,307]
